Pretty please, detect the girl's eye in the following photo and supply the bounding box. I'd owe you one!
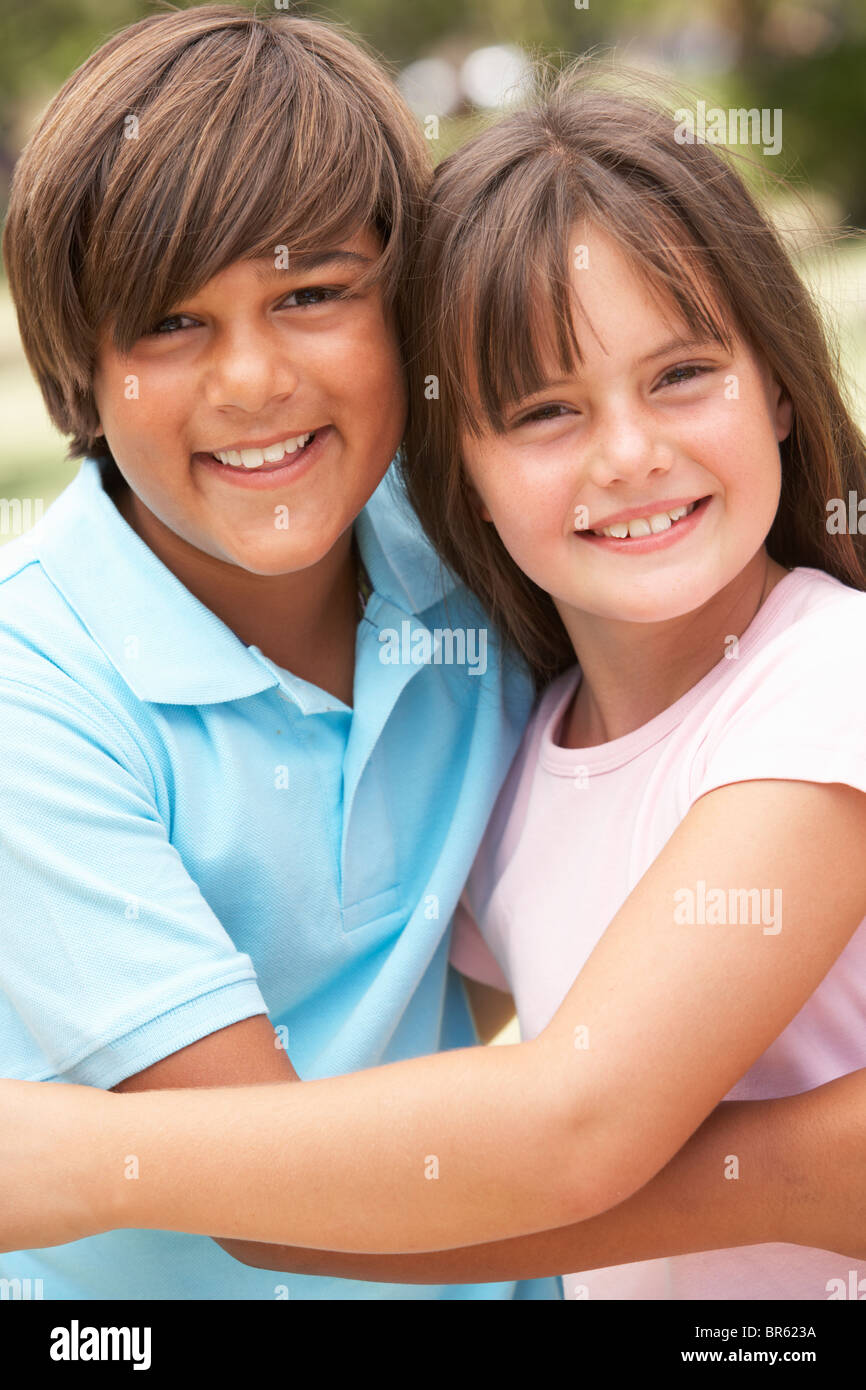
[657,363,712,389]
[515,403,572,426]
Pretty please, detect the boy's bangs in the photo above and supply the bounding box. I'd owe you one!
[83,32,401,353]
[451,181,735,438]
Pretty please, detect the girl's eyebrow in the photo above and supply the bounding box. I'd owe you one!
[251,250,372,282]
[639,335,722,363]
[532,336,724,391]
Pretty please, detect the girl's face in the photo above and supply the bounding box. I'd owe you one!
[460,225,793,626]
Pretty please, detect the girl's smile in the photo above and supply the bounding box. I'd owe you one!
[576,493,713,553]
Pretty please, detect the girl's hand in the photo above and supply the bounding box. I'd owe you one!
[0,1078,119,1252]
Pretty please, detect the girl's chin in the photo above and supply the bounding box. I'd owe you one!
[560,581,720,627]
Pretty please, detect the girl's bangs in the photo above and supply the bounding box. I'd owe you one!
[450,189,736,439]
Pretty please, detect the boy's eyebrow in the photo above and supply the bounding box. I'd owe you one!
[251,250,373,282]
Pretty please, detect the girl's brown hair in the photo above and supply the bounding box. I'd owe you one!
[2,2,430,465]
[400,60,866,689]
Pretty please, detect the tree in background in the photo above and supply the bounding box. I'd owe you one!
[0,0,863,221]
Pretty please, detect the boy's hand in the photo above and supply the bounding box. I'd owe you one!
[0,1078,119,1252]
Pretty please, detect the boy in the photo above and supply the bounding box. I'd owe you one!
[1,4,861,1300]
[0,3,555,1301]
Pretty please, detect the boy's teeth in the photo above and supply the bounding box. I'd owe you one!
[592,501,696,538]
[212,433,313,468]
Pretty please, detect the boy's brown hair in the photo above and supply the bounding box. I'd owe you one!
[2,2,430,465]
[400,61,866,688]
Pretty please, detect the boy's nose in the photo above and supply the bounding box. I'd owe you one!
[204,333,301,414]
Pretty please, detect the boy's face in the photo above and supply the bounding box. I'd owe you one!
[92,228,405,576]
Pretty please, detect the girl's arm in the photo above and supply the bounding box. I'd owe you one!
[222,1070,866,1278]
[2,777,865,1255]
[3,1055,865,1273]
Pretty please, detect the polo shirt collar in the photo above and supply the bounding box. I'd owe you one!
[353,460,458,618]
[31,456,457,706]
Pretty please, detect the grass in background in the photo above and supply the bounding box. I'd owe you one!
[0,283,78,529]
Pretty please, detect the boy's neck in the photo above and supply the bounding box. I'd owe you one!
[112,481,360,707]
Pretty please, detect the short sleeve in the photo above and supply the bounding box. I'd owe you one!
[449,888,511,991]
[0,678,268,1087]
[691,597,866,805]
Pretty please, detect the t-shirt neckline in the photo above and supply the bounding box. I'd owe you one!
[540,567,812,776]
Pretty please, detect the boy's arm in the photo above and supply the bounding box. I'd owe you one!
[112,1019,865,1280]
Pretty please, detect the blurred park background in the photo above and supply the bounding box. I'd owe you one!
[0,0,865,544]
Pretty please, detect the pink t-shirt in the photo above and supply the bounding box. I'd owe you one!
[451,566,866,1300]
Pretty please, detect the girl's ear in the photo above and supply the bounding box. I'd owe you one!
[467,481,493,524]
[771,379,794,443]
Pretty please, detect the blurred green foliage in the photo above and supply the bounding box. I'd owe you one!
[1,0,864,217]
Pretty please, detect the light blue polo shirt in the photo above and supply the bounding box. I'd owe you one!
[0,455,560,1301]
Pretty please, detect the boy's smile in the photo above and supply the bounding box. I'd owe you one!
[194,426,331,490]
[91,227,405,579]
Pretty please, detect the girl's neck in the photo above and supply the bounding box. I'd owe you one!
[556,550,790,749]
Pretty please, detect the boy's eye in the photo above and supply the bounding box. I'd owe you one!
[282,286,341,308]
[657,363,713,389]
[144,286,342,336]
[148,314,195,337]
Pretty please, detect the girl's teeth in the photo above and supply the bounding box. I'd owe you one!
[592,501,697,539]
[212,433,313,468]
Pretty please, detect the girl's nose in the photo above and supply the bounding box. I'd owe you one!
[586,415,675,490]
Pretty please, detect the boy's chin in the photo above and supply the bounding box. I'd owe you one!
[219,534,342,578]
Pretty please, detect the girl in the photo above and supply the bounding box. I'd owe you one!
[2,64,866,1299]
